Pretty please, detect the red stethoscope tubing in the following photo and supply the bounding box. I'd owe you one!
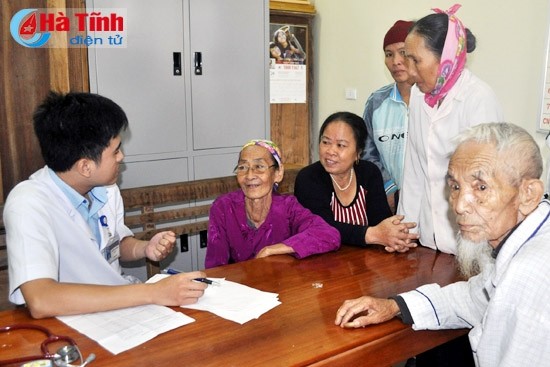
[0,323,78,365]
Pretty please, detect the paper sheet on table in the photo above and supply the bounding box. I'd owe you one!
[149,274,281,324]
[57,304,194,355]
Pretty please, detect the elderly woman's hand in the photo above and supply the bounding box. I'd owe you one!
[255,243,294,258]
[365,215,418,253]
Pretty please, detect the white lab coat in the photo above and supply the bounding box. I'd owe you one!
[398,69,504,254]
[4,166,134,305]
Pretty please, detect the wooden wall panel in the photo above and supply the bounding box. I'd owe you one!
[0,0,89,203]
[270,103,311,165]
[270,10,314,167]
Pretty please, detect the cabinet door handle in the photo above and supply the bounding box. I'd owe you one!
[180,234,189,252]
[194,52,202,75]
[199,230,207,248]
[173,52,182,76]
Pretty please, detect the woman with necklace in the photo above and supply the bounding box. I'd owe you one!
[205,139,340,268]
[295,112,418,252]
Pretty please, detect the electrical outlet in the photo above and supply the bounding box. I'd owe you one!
[345,88,357,100]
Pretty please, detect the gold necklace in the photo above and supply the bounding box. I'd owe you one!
[330,169,354,191]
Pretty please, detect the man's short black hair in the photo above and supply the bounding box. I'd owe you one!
[33,92,128,172]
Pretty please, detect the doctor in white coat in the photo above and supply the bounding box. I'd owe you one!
[4,92,206,319]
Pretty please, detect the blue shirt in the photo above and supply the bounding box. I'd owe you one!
[362,83,408,194]
[48,168,107,244]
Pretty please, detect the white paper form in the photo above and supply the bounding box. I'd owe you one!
[149,274,281,324]
[57,304,194,355]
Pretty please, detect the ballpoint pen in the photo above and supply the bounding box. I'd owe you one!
[193,277,221,286]
[164,268,221,286]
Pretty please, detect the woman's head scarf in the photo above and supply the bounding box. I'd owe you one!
[424,4,467,108]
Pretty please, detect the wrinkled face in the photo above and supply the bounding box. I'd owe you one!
[236,145,283,201]
[91,136,124,186]
[384,42,411,84]
[319,121,359,176]
[447,141,521,248]
[404,32,440,93]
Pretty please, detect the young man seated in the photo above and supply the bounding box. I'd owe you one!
[4,92,206,318]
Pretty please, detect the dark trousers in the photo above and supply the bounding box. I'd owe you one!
[416,334,475,367]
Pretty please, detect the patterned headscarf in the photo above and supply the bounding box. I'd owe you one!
[241,139,283,166]
[424,4,467,108]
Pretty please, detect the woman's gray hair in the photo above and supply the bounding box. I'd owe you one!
[454,122,543,186]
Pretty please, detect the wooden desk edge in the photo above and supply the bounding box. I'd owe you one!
[309,326,469,366]
[0,246,467,366]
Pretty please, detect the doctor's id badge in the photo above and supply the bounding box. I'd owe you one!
[102,233,120,263]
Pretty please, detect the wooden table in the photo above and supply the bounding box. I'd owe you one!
[0,246,468,366]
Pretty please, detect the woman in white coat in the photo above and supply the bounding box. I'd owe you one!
[397,4,504,255]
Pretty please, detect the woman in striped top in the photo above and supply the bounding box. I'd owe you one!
[295,111,418,252]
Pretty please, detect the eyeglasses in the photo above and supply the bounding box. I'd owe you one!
[233,164,276,175]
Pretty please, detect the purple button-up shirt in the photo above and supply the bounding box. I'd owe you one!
[205,190,340,268]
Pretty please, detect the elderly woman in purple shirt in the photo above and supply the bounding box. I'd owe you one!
[205,139,340,268]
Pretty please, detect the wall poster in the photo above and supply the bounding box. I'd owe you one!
[539,18,550,132]
[269,23,307,104]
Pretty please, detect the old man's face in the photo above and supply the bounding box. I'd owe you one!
[447,141,521,249]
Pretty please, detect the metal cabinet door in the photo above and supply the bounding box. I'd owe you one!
[189,0,269,150]
[88,0,188,159]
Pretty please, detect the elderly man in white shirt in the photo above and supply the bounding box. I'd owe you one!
[335,123,550,367]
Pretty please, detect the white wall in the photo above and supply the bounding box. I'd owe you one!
[311,0,550,183]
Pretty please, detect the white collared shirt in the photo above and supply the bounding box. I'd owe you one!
[400,201,550,366]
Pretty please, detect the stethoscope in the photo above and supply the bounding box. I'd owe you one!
[0,324,95,366]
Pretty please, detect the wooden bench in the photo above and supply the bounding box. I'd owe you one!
[120,167,299,276]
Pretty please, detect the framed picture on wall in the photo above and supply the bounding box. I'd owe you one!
[538,73,550,131]
[538,21,550,132]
